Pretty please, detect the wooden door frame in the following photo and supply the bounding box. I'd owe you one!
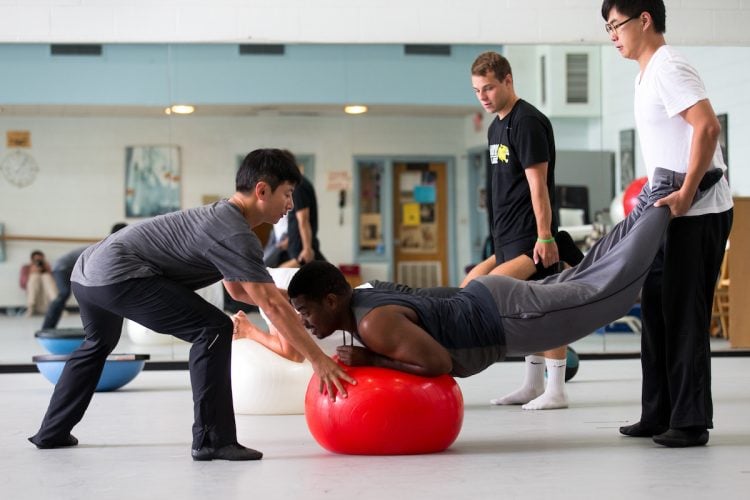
[466,146,490,266]
[353,155,458,285]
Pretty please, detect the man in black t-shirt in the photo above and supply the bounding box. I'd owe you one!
[466,51,569,411]
[285,174,325,265]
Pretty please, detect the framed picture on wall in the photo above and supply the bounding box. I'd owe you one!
[619,129,635,191]
[717,113,729,184]
[125,145,181,217]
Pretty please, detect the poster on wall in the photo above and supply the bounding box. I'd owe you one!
[360,213,382,249]
[125,145,181,217]
[619,129,635,192]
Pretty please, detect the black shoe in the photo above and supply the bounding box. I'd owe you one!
[653,428,709,448]
[191,443,263,461]
[28,433,78,449]
[619,422,668,437]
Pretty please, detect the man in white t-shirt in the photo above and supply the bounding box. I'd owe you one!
[601,0,733,447]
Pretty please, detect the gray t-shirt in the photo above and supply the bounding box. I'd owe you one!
[72,200,273,290]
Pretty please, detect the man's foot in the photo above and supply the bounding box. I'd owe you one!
[28,433,78,449]
[490,385,544,406]
[619,421,668,437]
[652,428,709,448]
[521,389,568,410]
[191,443,263,461]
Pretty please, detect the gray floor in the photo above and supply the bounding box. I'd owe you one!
[1,315,748,499]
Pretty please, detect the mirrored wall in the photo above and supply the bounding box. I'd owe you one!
[2,42,745,364]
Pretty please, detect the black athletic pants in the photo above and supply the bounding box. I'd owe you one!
[30,277,235,450]
[639,208,733,430]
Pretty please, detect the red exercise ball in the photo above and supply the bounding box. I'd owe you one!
[305,362,464,455]
[623,177,648,216]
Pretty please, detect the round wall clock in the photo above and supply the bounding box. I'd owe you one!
[1,149,39,187]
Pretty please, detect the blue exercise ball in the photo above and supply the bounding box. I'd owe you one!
[33,353,150,392]
[35,328,86,355]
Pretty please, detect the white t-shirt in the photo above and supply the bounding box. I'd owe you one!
[634,45,733,216]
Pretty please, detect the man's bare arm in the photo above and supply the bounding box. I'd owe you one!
[342,306,452,377]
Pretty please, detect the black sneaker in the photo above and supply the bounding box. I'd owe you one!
[191,443,263,461]
[652,428,709,448]
[619,422,668,437]
[28,433,79,449]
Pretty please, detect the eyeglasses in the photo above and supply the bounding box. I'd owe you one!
[605,15,638,35]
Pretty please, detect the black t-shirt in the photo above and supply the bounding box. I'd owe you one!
[286,176,321,258]
[486,99,557,249]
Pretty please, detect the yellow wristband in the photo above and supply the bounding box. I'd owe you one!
[537,237,555,244]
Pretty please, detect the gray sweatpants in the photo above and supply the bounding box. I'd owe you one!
[477,167,720,357]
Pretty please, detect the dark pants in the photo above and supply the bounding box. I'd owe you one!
[639,208,733,430]
[41,270,73,329]
[30,277,235,450]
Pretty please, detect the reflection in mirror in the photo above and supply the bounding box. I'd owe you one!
[1,43,744,365]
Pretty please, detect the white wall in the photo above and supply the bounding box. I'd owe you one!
[1,1,749,45]
[0,113,469,305]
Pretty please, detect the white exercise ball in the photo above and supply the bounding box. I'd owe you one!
[125,319,174,345]
[125,282,225,346]
[609,191,626,226]
[231,338,313,415]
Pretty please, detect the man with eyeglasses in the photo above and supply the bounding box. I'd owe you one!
[601,0,733,447]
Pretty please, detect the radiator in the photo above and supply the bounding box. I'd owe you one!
[397,261,442,288]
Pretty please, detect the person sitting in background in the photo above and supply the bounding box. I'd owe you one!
[41,223,128,330]
[20,250,58,317]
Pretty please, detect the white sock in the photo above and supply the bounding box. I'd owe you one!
[522,358,569,410]
[490,355,545,405]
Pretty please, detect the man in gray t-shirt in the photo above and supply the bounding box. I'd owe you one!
[29,149,354,461]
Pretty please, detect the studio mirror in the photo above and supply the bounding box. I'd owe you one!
[0,42,743,366]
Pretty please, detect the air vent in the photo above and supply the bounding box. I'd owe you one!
[50,44,102,56]
[404,44,451,56]
[565,53,588,104]
[239,44,285,55]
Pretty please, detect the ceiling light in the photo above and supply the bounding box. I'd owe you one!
[344,105,368,115]
[165,104,195,115]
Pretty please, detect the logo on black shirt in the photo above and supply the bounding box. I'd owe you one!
[489,143,510,165]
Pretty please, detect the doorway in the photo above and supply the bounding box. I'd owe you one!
[392,161,448,287]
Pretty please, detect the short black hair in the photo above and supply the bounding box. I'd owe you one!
[110,222,127,234]
[601,0,666,34]
[30,250,44,260]
[236,148,302,193]
[288,261,351,302]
